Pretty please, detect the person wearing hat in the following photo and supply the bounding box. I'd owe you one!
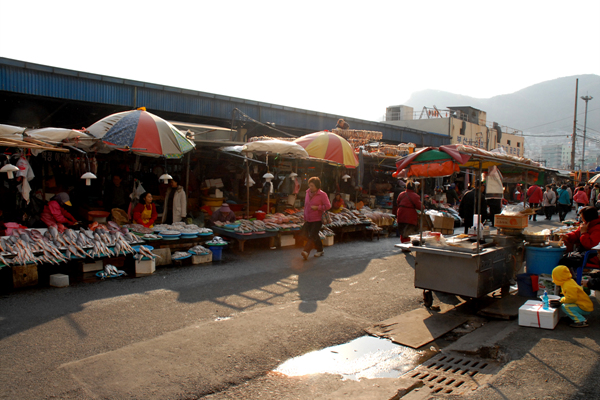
[40,192,78,233]
[211,203,237,224]
[445,183,460,206]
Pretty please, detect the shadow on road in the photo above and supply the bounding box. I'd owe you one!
[0,238,401,339]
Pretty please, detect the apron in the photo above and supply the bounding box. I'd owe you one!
[141,205,154,227]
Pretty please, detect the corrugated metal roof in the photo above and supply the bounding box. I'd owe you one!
[0,57,450,146]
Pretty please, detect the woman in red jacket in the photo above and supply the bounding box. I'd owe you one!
[559,206,600,273]
[133,192,158,228]
[301,177,331,260]
[396,181,422,243]
[526,184,543,221]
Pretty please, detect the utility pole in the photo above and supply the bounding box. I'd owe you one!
[570,79,579,171]
[581,95,594,171]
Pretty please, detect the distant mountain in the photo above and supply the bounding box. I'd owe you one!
[404,75,600,134]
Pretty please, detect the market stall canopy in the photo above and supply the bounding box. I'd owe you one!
[589,173,600,184]
[86,108,195,158]
[393,145,471,178]
[0,124,69,153]
[169,121,241,144]
[0,124,26,138]
[242,139,308,158]
[25,127,97,151]
[294,131,359,168]
[456,145,544,170]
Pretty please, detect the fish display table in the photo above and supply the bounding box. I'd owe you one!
[329,223,374,242]
[211,227,278,252]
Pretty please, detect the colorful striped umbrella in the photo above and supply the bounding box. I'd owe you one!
[293,131,358,168]
[86,108,195,158]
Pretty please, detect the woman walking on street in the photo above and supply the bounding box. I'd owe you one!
[542,185,556,220]
[301,177,331,260]
[557,184,572,222]
[396,181,423,243]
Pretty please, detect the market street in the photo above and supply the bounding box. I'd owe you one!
[0,235,425,399]
[3,212,600,400]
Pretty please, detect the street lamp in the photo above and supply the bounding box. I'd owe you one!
[581,95,593,171]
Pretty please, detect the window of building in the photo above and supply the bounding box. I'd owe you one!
[507,140,511,146]
[517,142,521,148]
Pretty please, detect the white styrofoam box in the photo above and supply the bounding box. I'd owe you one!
[83,260,103,272]
[321,236,334,247]
[152,248,171,266]
[518,300,559,329]
[280,235,296,247]
[50,274,69,287]
[192,253,212,264]
[135,259,156,275]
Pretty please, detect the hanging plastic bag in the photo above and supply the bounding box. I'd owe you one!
[486,165,504,198]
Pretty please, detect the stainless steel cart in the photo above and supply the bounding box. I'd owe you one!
[410,237,524,307]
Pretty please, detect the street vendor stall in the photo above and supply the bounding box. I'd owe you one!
[392,145,545,307]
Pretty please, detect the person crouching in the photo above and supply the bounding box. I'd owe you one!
[552,265,594,328]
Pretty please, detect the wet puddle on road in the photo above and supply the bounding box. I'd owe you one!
[274,335,428,380]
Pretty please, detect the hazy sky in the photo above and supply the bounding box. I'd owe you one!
[1,0,598,121]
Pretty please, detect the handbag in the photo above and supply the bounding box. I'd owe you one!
[322,211,332,225]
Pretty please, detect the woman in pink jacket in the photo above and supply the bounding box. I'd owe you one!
[301,177,331,260]
[40,192,78,233]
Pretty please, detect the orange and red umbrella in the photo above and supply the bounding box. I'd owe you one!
[294,131,358,168]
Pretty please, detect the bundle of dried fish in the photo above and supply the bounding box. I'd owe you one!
[134,245,159,260]
[189,245,210,254]
[172,251,189,259]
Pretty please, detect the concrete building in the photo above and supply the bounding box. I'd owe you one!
[384,105,525,156]
[541,144,571,169]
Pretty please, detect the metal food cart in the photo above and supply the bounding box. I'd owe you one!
[393,145,544,307]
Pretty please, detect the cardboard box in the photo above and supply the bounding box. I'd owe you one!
[432,215,454,235]
[192,253,212,264]
[12,264,38,288]
[135,259,156,276]
[494,214,528,229]
[518,300,559,329]
[82,260,103,272]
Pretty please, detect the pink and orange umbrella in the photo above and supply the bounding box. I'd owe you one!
[294,131,359,168]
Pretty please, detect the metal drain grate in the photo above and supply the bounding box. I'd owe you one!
[401,352,502,396]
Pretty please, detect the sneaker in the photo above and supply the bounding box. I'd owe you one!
[301,251,309,260]
[314,251,324,257]
[570,321,589,328]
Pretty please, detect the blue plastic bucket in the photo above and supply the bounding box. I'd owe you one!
[525,246,565,275]
[208,245,223,261]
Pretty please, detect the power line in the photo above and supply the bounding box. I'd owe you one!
[522,107,600,130]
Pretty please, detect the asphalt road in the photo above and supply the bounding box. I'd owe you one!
[0,235,425,399]
[3,211,600,400]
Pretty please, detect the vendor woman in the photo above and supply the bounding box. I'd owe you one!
[133,192,158,228]
[331,193,345,213]
[211,203,237,224]
[162,176,187,224]
[41,192,78,233]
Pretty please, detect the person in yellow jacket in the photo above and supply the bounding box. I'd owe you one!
[552,265,594,328]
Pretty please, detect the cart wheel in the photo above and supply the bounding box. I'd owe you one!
[423,290,434,308]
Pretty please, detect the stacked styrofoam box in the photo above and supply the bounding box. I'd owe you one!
[518,300,559,329]
[135,259,156,275]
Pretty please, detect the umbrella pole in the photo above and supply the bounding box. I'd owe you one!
[246,160,250,219]
[420,179,424,244]
[185,152,191,197]
[476,161,482,254]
